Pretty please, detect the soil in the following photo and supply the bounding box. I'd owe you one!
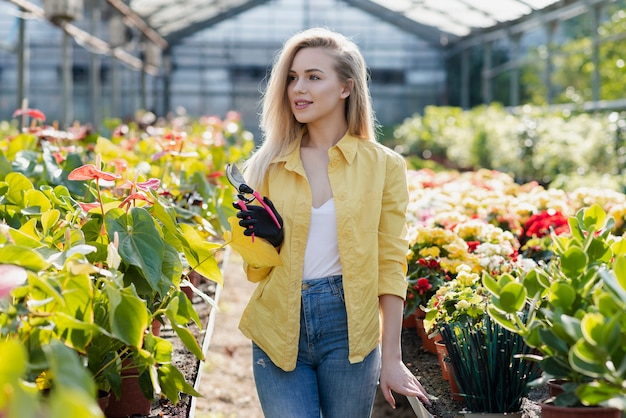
[165,252,547,418]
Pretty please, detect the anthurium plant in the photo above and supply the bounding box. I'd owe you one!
[0,108,253,414]
[484,204,626,410]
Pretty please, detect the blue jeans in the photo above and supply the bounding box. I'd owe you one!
[252,275,381,418]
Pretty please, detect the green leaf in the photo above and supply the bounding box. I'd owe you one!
[559,315,583,341]
[157,363,202,403]
[570,340,606,377]
[580,312,606,346]
[143,333,173,364]
[41,209,61,236]
[180,223,223,286]
[481,272,501,297]
[5,172,33,206]
[23,189,52,214]
[106,284,148,347]
[499,281,527,313]
[560,246,587,278]
[0,339,28,382]
[486,305,519,333]
[44,341,96,396]
[0,149,12,179]
[49,387,104,418]
[611,256,626,298]
[165,306,204,361]
[611,239,626,257]
[548,282,577,309]
[581,204,606,233]
[106,207,164,291]
[586,238,612,264]
[0,245,48,271]
[57,271,94,351]
[577,381,622,407]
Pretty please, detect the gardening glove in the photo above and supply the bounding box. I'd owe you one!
[234,196,284,247]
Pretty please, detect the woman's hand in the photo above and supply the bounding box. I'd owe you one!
[378,294,431,409]
[379,357,430,409]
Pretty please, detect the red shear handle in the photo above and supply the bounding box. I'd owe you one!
[253,191,282,229]
[237,199,255,242]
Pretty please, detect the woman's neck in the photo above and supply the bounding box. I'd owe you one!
[302,121,348,150]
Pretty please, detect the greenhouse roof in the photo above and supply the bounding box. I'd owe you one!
[124,0,562,45]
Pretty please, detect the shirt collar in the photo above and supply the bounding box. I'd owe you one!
[273,129,361,170]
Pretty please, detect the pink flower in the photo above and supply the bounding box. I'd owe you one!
[119,178,160,192]
[0,265,27,298]
[68,164,122,182]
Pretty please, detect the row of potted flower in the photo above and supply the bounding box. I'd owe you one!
[0,109,253,417]
[403,168,626,416]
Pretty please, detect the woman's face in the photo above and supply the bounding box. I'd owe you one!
[287,47,350,125]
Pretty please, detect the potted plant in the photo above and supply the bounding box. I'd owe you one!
[439,314,542,416]
[0,108,249,416]
[484,204,626,417]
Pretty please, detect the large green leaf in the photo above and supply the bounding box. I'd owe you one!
[57,271,94,352]
[179,223,223,286]
[106,284,148,347]
[106,207,164,291]
[0,245,48,271]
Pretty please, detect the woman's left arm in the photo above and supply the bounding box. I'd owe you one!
[379,294,430,408]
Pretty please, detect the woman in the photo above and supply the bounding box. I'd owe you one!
[233,27,430,417]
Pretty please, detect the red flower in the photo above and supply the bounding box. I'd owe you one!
[466,240,480,252]
[12,108,46,121]
[415,277,433,294]
[524,210,569,238]
[68,164,122,182]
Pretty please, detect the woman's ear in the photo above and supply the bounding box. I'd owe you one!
[341,78,354,99]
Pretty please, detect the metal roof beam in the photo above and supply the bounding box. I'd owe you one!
[164,0,271,46]
[7,0,146,72]
[341,0,458,46]
[106,0,168,49]
[446,0,614,55]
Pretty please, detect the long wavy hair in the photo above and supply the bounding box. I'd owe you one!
[244,27,376,189]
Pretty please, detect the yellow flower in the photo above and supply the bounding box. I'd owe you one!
[419,246,441,258]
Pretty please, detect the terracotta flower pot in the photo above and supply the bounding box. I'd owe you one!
[416,318,440,353]
[540,400,621,418]
[434,340,450,381]
[447,366,465,402]
[97,390,110,414]
[104,361,152,418]
[403,312,418,329]
[547,379,566,397]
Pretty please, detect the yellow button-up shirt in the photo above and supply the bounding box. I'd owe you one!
[238,133,409,371]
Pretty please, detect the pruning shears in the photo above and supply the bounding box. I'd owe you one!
[225,163,282,242]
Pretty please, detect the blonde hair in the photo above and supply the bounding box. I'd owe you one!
[244,27,376,189]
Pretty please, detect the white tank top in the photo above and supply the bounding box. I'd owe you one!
[302,198,343,280]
